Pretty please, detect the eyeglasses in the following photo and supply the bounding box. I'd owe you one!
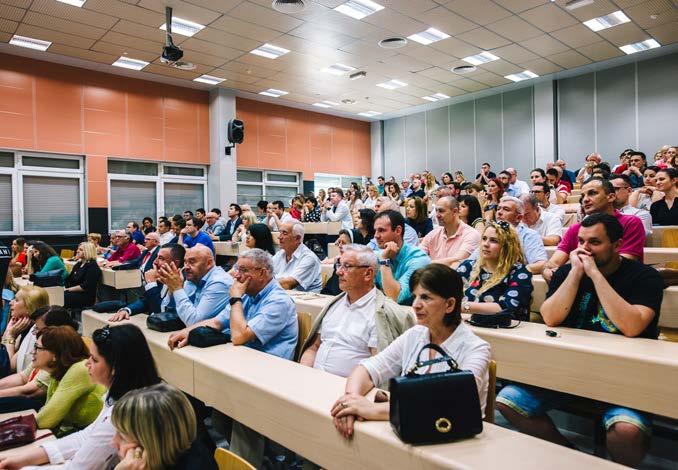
[334,262,370,272]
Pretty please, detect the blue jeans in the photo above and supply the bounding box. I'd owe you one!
[497,384,652,436]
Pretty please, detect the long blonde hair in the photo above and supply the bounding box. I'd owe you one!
[111,383,196,470]
[468,221,524,296]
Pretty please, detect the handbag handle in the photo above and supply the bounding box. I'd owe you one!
[406,343,459,376]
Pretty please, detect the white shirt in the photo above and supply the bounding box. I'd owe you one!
[620,204,653,236]
[272,243,322,292]
[16,326,37,373]
[363,197,377,209]
[268,211,294,232]
[525,208,563,240]
[321,200,354,230]
[314,288,378,378]
[158,230,174,245]
[543,203,566,225]
[509,179,530,197]
[29,399,117,470]
[361,323,490,417]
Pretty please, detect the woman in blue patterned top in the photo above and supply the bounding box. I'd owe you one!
[456,221,533,321]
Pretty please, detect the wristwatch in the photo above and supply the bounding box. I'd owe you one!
[463,303,471,313]
[378,259,392,268]
[229,297,243,306]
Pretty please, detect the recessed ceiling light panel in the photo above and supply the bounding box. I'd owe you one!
[462,51,500,66]
[334,0,384,20]
[56,0,86,6]
[358,111,382,117]
[407,27,450,45]
[193,75,225,85]
[620,39,660,55]
[259,88,288,97]
[422,93,450,102]
[323,63,356,75]
[112,56,149,71]
[583,10,630,32]
[250,44,290,59]
[160,17,206,37]
[312,100,340,108]
[505,70,539,82]
[376,79,407,90]
[9,34,51,51]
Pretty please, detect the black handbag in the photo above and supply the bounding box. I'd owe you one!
[389,343,483,444]
[187,326,231,348]
[466,310,516,329]
[92,300,127,313]
[146,312,186,332]
[30,270,64,287]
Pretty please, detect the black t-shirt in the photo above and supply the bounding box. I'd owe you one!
[546,258,664,339]
[650,199,678,226]
[475,171,496,181]
[410,188,425,198]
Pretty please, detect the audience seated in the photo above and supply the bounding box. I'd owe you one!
[32,326,104,436]
[331,264,490,439]
[482,177,504,221]
[409,178,425,199]
[243,223,276,255]
[353,209,375,245]
[219,204,243,241]
[302,196,321,222]
[363,185,379,209]
[529,168,557,204]
[497,214,664,467]
[133,232,160,274]
[109,244,186,322]
[232,211,259,243]
[2,285,49,378]
[272,222,322,293]
[202,211,226,241]
[532,182,566,224]
[321,189,354,230]
[0,306,76,414]
[86,233,103,256]
[157,244,232,326]
[555,159,576,185]
[457,221,533,321]
[154,219,173,246]
[369,198,419,248]
[105,231,141,267]
[576,153,602,184]
[404,197,433,237]
[547,167,572,200]
[420,196,480,268]
[26,242,67,283]
[141,217,155,235]
[475,162,496,185]
[266,200,294,232]
[111,383,217,470]
[520,194,563,246]
[301,244,414,377]
[1,273,18,335]
[609,174,653,236]
[458,195,485,231]
[629,165,663,211]
[543,178,646,282]
[179,216,215,255]
[622,152,647,188]
[650,168,678,225]
[64,242,102,309]
[505,168,530,197]
[125,221,145,245]
[9,238,27,278]
[373,210,430,305]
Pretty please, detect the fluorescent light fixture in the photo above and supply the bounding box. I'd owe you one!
[259,88,288,98]
[193,75,225,85]
[583,10,630,32]
[9,34,51,51]
[160,17,205,38]
[358,111,382,117]
[462,51,500,66]
[56,0,86,6]
[505,70,539,82]
[323,63,356,75]
[376,79,407,90]
[250,43,290,59]
[312,100,340,108]
[334,0,384,20]
[407,27,450,45]
[112,56,149,71]
[620,39,660,55]
[422,93,450,102]
[565,0,594,10]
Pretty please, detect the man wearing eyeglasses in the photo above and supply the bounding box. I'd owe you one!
[272,222,322,293]
[299,244,414,378]
[105,231,141,268]
[610,174,653,236]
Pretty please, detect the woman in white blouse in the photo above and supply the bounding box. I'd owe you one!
[0,324,161,469]
[330,264,490,438]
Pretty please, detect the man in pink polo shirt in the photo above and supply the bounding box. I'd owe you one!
[542,178,645,282]
[106,230,142,267]
[420,196,481,268]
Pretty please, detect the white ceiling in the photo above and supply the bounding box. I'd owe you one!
[0,0,676,120]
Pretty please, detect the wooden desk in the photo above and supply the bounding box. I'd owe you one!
[464,318,678,420]
[101,268,142,289]
[303,222,342,235]
[288,291,334,318]
[646,225,678,248]
[13,277,64,306]
[0,410,54,458]
[544,246,678,265]
[327,243,340,259]
[82,312,621,470]
[214,241,242,257]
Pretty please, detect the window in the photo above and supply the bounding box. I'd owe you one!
[0,151,84,235]
[236,169,301,206]
[108,160,207,230]
[314,173,365,194]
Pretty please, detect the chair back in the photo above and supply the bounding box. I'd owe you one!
[214,448,255,470]
[484,360,497,424]
[662,229,678,269]
[295,312,313,360]
[60,249,74,259]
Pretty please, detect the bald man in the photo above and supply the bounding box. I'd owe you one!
[157,244,233,326]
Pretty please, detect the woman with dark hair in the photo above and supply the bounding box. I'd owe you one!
[353,209,375,245]
[26,241,67,282]
[441,172,453,186]
[10,238,27,278]
[330,264,490,438]
[347,189,364,213]
[405,197,433,237]
[245,223,276,255]
[650,167,678,225]
[320,230,353,296]
[0,324,162,469]
[141,217,155,235]
[302,196,321,223]
[482,177,504,222]
[458,195,485,231]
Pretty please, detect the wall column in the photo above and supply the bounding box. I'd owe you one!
[533,81,556,168]
[370,121,384,180]
[208,88,237,212]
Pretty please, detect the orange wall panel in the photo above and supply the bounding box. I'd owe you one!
[236,98,371,180]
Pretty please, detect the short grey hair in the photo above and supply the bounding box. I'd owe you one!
[438,196,458,209]
[239,248,274,273]
[500,195,524,215]
[519,193,539,209]
[377,197,399,212]
[290,221,304,239]
[341,244,378,270]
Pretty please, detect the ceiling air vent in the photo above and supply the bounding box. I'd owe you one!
[378,37,407,49]
[452,65,476,74]
[272,0,306,13]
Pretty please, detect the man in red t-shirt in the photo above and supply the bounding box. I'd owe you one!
[106,231,142,267]
[542,178,645,282]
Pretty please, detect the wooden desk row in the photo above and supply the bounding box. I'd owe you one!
[82,311,622,470]
[14,277,64,306]
[544,246,678,265]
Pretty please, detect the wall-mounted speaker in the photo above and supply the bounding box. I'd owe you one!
[228,119,244,144]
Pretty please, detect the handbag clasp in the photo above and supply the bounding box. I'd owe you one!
[435,417,452,433]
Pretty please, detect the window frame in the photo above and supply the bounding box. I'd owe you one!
[236,168,301,204]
